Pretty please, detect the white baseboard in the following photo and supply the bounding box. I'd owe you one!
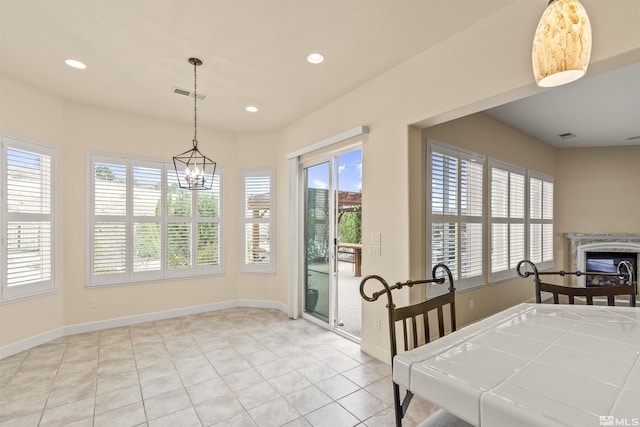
[0,328,65,360]
[0,299,288,360]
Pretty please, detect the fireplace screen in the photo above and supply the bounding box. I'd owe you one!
[585,251,637,287]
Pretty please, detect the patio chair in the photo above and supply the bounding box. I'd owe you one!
[517,259,637,307]
[360,263,472,427]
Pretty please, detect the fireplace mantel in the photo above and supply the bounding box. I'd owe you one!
[565,233,640,287]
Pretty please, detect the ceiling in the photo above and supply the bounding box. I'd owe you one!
[1,0,638,147]
[486,61,640,148]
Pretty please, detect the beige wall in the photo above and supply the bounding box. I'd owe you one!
[0,76,66,348]
[554,146,640,268]
[1,0,639,360]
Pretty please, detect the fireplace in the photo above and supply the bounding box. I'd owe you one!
[584,251,637,287]
[565,233,640,293]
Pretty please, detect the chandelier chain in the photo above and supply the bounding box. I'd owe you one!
[193,59,198,145]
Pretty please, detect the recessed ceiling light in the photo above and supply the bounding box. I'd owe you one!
[65,59,86,70]
[246,106,258,113]
[307,53,324,64]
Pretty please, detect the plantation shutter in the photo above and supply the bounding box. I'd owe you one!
[197,174,221,268]
[490,160,526,281]
[132,165,162,276]
[530,174,554,269]
[91,159,128,284]
[167,170,192,271]
[2,137,56,301]
[241,169,275,273]
[428,141,483,292]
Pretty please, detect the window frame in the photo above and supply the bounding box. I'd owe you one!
[87,152,223,287]
[1,134,57,302]
[427,139,485,294]
[240,168,275,274]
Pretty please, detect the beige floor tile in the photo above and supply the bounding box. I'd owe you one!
[304,402,359,427]
[95,384,142,414]
[253,359,295,380]
[213,411,257,426]
[363,407,419,427]
[282,418,312,427]
[268,371,311,396]
[139,372,184,400]
[223,367,264,392]
[337,389,387,421]
[284,385,333,415]
[144,388,193,420]
[46,381,96,408]
[0,412,42,427]
[342,365,385,388]
[52,367,97,391]
[96,369,139,395]
[315,374,360,400]
[234,381,279,410]
[178,362,220,387]
[0,394,47,423]
[138,361,178,383]
[297,362,338,383]
[248,397,300,427]
[194,393,245,425]
[364,377,394,406]
[94,401,146,427]
[148,406,202,427]
[0,307,416,427]
[40,397,94,426]
[187,377,231,405]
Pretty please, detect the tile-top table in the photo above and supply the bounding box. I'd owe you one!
[393,303,640,426]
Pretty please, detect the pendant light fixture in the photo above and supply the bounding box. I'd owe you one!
[532,0,592,87]
[173,57,216,190]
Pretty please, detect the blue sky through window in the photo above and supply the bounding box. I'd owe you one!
[306,148,362,192]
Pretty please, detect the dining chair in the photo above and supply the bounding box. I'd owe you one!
[517,259,637,307]
[360,263,472,427]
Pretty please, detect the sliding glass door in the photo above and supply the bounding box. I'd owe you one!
[302,147,362,339]
[304,162,331,323]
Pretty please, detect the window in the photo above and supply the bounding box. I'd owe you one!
[88,153,222,286]
[240,169,275,273]
[490,160,554,280]
[489,160,526,281]
[427,140,484,292]
[529,172,554,270]
[1,135,56,301]
[426,140,555,290]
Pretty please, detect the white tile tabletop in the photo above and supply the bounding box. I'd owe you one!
[393,303,640,426]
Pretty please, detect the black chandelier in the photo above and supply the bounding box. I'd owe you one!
[173,57,216,190]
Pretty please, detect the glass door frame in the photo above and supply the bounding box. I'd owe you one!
[285,125,368,332]
[299,155,337,330]
[298,144,362,340]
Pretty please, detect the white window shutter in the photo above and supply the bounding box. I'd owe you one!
[489,160,526,281]
[428,141,484,292]
[2,136,56,301]
[241,169,275,273]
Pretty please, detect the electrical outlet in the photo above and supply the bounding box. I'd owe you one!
[89,298,97,309]
[469,299,474,310]
[375,319,382,331]
[370,245,381,256]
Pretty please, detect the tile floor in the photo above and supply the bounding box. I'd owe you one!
[0,307,438,426]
